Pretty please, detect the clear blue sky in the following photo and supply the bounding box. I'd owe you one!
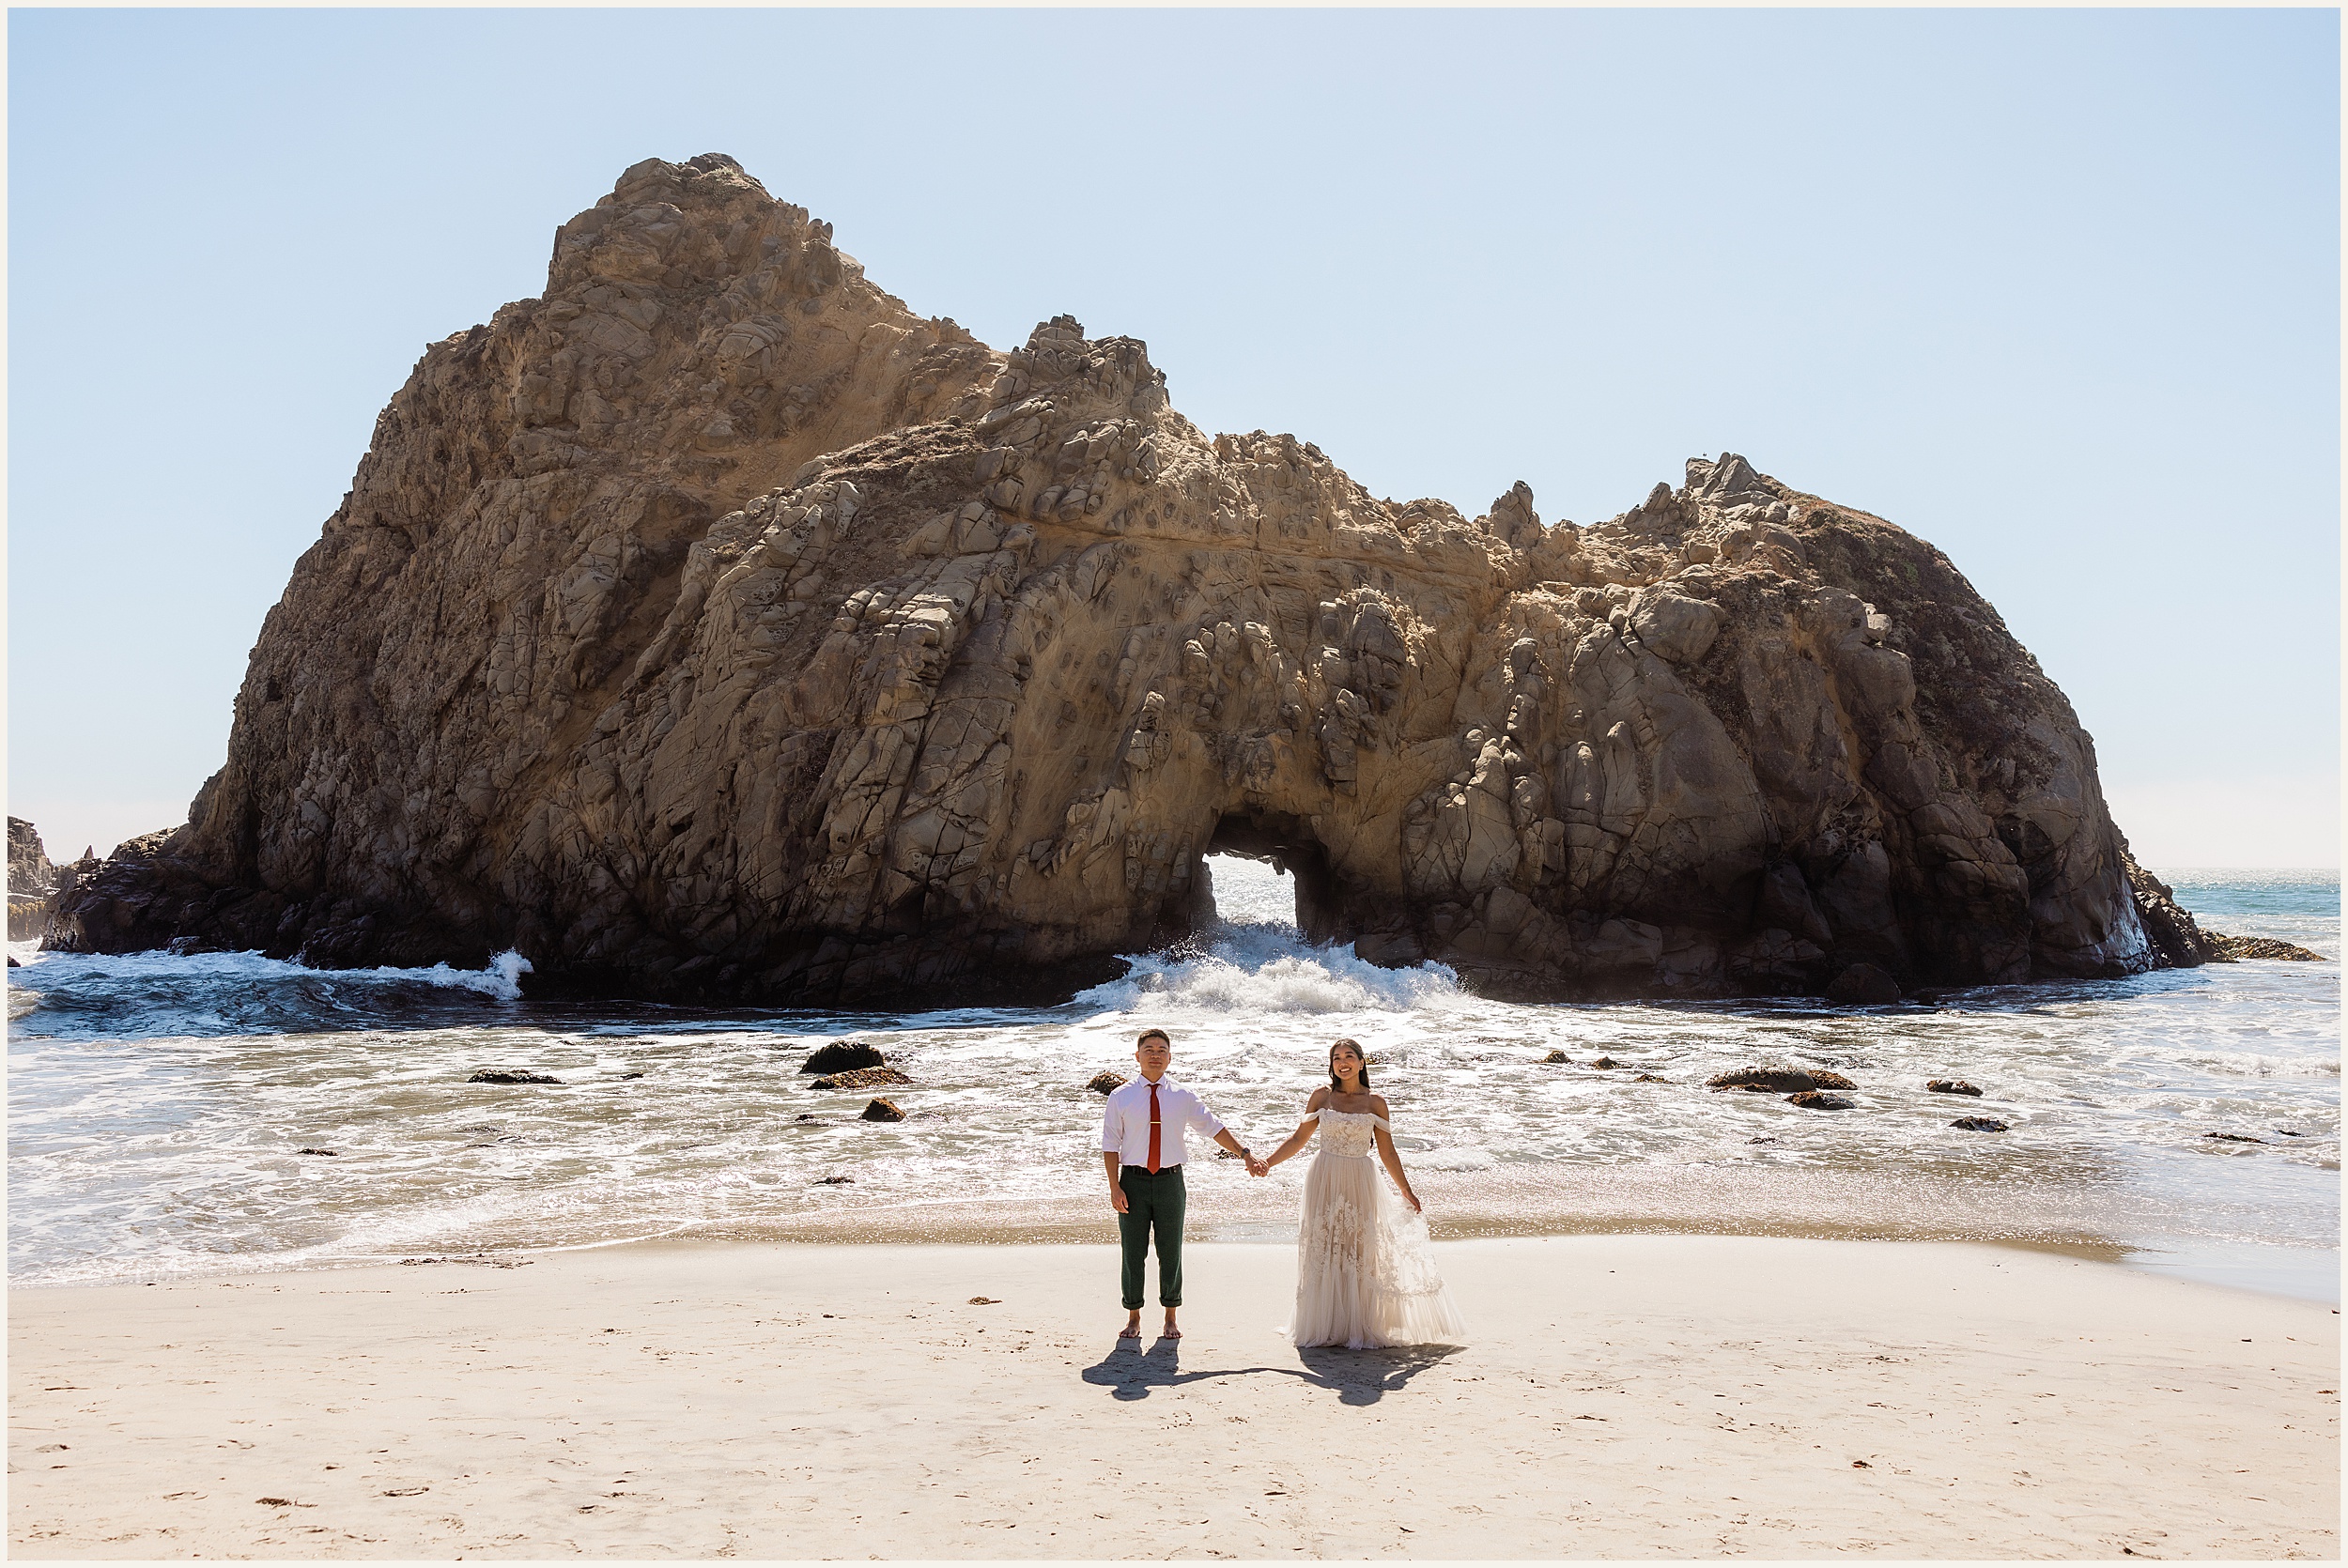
[8,8,2339,867]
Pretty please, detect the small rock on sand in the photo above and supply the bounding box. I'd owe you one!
[469,1069,562,1084]
[1786,1090,1855,1110]
[1926,1079,1984,1096]
[1541,1050,1571,1064]
[1708,1067,1854,1094]
[812,1066,913,1090]
[1952,1115,2009,1132]
[1590,1056,1619,1068]
[860,1098,906,1122]
[802,1040,887,1074]
[1087,1070,1129,1094]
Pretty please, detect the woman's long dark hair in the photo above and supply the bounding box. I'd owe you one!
[1328,1038,1369,1093]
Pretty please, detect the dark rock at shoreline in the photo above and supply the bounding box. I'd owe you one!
[2203,1131,2263,1144]
[298,1147,337,1156]
[6,956,16,969]
[1926,1079,1984,1096]
[1951,1115,2008,1132]
[1541,1050,1572,1064]
[469,1069,563,1084]
[860,1098,906,1122]
[812,1065,912,1090]
[803,1040,887,1075]
[1087,1070,1129,1094]
[2208,934,2327,962]
[1590,1055,1620,1068]
[1826,962,1902,1006]
[1786,1090,1855,1110]
[1708,1067,1856,1094]
[2124,857,2218,968]
[2118,864,2324,964]
[1632,1071,1668,1083]
[815,1175,855,1185]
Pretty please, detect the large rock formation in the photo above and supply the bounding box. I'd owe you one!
[51,153,2203,1003]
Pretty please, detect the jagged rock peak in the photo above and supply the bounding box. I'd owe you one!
[8,817,54,897]
[47,156,2174,1007]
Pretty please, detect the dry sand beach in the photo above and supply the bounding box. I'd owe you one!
[8,1235,2338,1560]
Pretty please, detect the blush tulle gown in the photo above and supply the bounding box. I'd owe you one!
[1287,1108,1467,1349]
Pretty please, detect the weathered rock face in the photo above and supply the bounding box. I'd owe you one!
[8,817,56,940]
[8,817,54,895]
[52,153,2192,1004]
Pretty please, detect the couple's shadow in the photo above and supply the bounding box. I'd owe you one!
[1080,1336,1459,1405]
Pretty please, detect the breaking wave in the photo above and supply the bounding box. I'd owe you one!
[1076,923,1464,1017]
[8,947,533,1040]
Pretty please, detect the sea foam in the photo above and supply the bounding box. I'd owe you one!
[1076,923,1463,1018]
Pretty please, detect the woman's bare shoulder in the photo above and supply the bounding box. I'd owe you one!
[1305,1084,1331,1111]
[1369,1093,1392,1118]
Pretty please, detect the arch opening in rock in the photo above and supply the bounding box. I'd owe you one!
[1197,812,1351,947]
[1196,851,1299,937]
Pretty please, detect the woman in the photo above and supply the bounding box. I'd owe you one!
[1259,1037,1466,1349]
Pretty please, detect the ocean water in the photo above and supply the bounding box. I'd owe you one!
[8,864,2337,1300]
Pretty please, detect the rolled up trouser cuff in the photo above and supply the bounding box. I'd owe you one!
[1117,1164,1186,1308]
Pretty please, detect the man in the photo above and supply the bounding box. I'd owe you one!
[1099,1026,1265,1342]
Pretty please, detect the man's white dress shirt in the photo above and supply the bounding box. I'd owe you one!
[1099,1073,1225,1168]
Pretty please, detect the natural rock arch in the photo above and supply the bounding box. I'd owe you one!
[50,153,2175,1005]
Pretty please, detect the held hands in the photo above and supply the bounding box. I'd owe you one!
[1244,1154,1270,1177]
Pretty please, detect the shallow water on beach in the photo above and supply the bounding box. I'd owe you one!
[8,865,2338,1299]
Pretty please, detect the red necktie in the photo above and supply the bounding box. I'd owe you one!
[1147,1082,1162,1174]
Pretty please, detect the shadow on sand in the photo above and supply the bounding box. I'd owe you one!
[1080,1337,1460,1405]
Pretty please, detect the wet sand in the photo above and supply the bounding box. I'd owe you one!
[8,1236,2338,1558]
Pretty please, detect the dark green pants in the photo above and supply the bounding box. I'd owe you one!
[1118,1164,1186,1309]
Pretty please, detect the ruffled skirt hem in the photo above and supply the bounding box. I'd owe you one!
[1287,1153,1467,1349]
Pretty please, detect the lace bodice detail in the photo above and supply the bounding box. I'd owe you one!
[1315,1107,1388,1159]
